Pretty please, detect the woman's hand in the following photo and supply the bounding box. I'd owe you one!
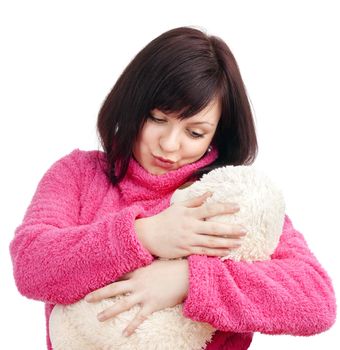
[85,259,189,337]
[135,192,247,259]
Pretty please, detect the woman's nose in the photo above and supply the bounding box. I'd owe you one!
[159,130,181,153]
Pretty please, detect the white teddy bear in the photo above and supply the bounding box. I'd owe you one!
[49,165,285,350]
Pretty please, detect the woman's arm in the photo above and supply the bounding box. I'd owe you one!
[182,216,336,336]
[9,150,154,305]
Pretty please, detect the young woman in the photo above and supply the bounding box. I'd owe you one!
[10,27,336,349]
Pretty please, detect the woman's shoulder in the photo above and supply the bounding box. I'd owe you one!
[66,148,105,165]
[55,148,104,166]
[47,148,107,181]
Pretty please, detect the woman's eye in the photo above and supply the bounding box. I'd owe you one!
[150,115,166,123]
[189,130,204,139]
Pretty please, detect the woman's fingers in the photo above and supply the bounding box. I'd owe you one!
[181,192,212,208]
[193,233,244,250]
[193,201,240,219]
[189,246,234,257]
[96,293,139,322]
[85,280,132,303]
[196,221,247,237]
[122,307,152,337]
[189,222,247,256]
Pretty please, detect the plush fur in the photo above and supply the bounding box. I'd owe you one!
[49,165,285,350]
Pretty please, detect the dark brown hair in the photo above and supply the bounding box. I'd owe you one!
[97,26,257,184]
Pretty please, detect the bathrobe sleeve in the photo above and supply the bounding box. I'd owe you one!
[183,216,336,336]
[10,150,154,304]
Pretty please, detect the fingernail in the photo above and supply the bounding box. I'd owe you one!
[240,228,248,235]
[230,203,240,210]
[97,312,106,321]
[123,330,129,337]
[85,294,93,302]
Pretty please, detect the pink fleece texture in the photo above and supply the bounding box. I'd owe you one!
[10,149,336,349]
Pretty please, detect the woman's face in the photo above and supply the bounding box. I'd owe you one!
[132,97,221,175]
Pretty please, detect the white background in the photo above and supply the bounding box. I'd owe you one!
[1,0,339,348]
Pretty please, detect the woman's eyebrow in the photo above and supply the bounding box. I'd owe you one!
[153,110,216,127]
[187,121,215,126]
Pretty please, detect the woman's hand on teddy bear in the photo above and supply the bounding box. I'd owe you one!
[135,192,247,259]
[85,259,190,337]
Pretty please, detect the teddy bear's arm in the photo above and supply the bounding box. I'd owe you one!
[182,215,336,336]
[10,150,154,305]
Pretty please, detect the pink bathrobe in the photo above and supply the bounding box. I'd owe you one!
[10,149,336,349]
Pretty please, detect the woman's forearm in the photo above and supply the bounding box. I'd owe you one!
[182,216,336,335]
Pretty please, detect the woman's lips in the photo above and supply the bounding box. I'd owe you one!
[152,155,176,169]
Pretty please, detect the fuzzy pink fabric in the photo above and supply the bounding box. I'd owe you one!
[10,149,336,349]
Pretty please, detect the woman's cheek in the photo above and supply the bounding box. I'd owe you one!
[181,141,209,164]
